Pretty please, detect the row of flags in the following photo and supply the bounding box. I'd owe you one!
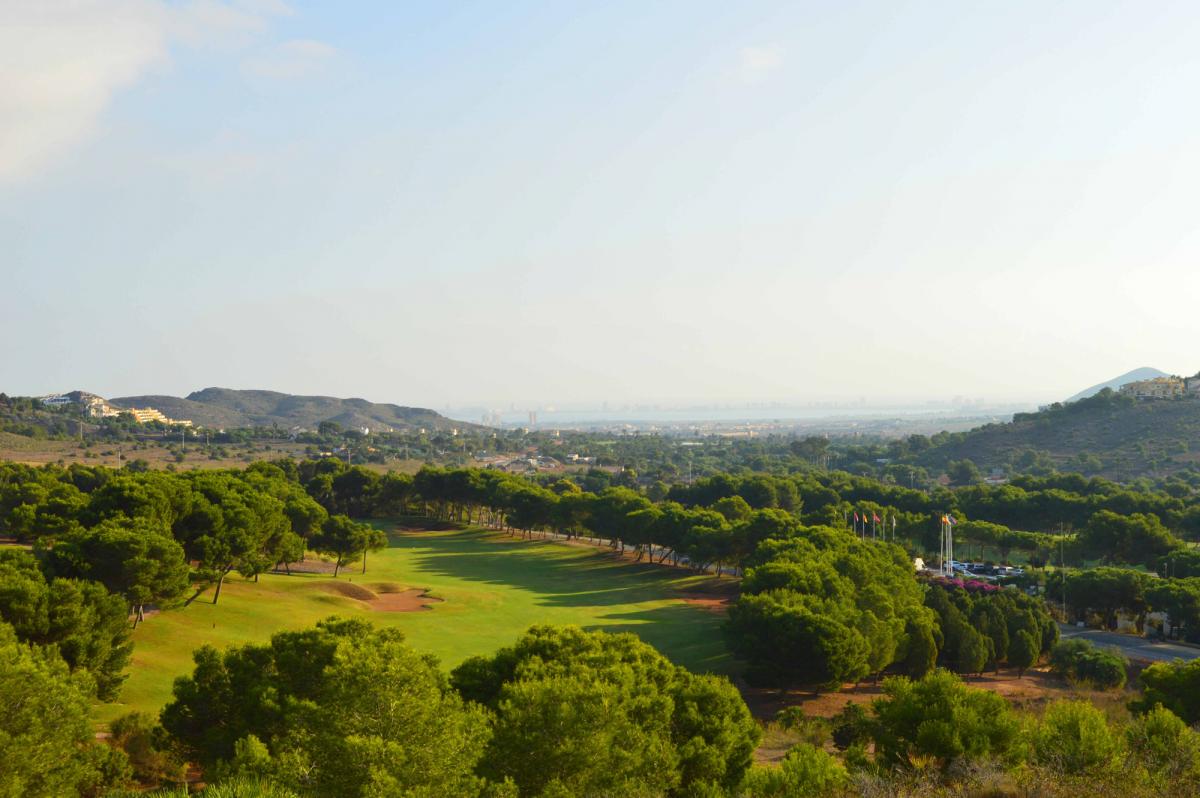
[846,512,960,543]
[849,510,898,541]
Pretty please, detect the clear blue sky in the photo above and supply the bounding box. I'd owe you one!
[4,1,1200,407]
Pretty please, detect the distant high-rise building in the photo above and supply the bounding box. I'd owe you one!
[528,410,537,427]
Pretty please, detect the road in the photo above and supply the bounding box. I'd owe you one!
[1058,624,1200,663]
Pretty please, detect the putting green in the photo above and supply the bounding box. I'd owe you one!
[95,526,735,725]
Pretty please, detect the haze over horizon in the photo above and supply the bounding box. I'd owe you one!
[5,2,1200,407]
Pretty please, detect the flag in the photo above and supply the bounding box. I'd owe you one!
[947,515,957,525]
[873,513,881,523]
[853,512,859,523]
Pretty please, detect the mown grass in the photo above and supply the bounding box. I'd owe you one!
[95,525,734,725]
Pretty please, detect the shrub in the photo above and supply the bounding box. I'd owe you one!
[1032,700,1123,774]
[773,707,830,747]
[868,669,1023,769]
[1126,704,1200,784]
[1049,639,1127,690]
[737,744,848,797]
[1132,659,1200,724]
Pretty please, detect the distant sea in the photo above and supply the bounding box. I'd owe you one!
[445,403,1036,428]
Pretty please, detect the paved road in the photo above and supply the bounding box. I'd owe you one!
[1057,624,1200,663]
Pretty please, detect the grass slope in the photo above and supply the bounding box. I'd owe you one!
[96,526,732,725]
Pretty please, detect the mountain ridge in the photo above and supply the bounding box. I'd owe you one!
[108,387,468,431]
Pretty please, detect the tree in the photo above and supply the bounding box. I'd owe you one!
[729,529,932,690]
[955,624,989,676]
[1064,567,1149,630]
[161,617,491,798]
[1009,629,1038,678]
[1126,704,1200,784]
[1078,510,1182,568]
[311,515,383,577]
[0,621,128,797]
[726,592,870,690]
[1049,639,1127,690]
[177,474,288,605]
[868,669,1022,770]
[451,625,759,796]
[43,517,190,624]
[0,550,132,700]
[1031,700,1123,774]
[1134,659,1200,724]
[947,459,983,486]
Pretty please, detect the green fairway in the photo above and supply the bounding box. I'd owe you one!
[95,525,735,725]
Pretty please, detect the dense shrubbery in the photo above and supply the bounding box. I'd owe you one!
[1049,639,1128,690]
[155,621,757,798]
[1133,658,1200,724]
[726,531,937,689]
[924,578,1057,677]
[0,619,129,797]
[0,548,132,699]
[162,617,492,797]
[452,625,760,796]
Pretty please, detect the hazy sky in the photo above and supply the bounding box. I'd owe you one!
[4,1,1200,408]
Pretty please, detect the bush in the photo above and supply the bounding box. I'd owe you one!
[107,712,186,787]
[1032,700,1124,774]
[773,707,830,747]
[830,703,871,752]
[1132,659,1200,724]
[737,744,848,797]
[1126,704,1200,784]
[452,625,760,796]
[868,669,1023,769]
[1049,639,1127,689]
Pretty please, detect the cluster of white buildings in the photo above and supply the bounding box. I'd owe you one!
[1118,375,1200,400]
[40,392,192,427]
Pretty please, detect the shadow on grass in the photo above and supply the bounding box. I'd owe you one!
[588,602,737,676]
[390,528,711,608]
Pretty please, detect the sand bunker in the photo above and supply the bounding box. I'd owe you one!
[367,588,442,612]
[303,581,442,612]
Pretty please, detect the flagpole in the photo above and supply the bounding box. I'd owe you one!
[940,517,947,576]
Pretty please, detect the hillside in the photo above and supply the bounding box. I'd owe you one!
[1065,366,1169,402]
[109,387,466,431]
[916,390,1200,479]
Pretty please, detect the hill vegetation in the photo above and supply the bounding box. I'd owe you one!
[109,387,463,431]
[914,389,1200,480]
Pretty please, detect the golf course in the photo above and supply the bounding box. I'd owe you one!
[96,523,736,724]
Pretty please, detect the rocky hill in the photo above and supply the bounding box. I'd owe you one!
[109,387,467,432]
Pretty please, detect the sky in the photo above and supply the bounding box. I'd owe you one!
[4,1,1200,410]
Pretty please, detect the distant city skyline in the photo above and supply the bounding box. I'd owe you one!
[6,2,1200,406]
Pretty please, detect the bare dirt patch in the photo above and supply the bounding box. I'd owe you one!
[739,667,1082,723]
[680,596,731,615]
[273,558,340,575]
